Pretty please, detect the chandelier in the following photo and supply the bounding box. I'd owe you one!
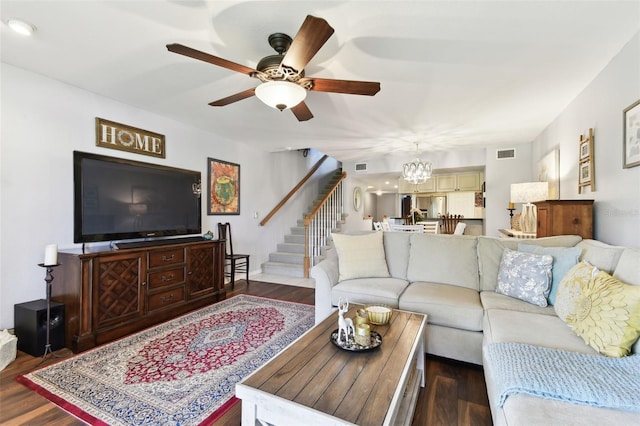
[402,143,432,184]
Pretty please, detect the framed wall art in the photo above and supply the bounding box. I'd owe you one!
[537,149,559,199]
[623,99,640,168]
[578,128,595,194]
[207,158,240,215]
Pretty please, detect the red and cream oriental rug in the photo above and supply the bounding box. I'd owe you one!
[17,295,315,425]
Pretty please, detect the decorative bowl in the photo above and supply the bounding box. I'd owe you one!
[365,305,392,325]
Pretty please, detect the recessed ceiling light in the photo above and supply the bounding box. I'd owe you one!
[7,18,36,36]
[385,181,390,185]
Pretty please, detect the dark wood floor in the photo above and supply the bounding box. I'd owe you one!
[0,280,492,426]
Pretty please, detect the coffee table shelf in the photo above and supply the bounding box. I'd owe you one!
[236,305,427,426]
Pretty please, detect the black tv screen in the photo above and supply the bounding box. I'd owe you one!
[74,151,201,243]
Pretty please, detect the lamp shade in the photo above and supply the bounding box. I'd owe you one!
[510,182,549,203]
[255,81,307,111]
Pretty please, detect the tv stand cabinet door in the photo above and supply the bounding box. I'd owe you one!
[93,252,146,332]
[186,241,225,300]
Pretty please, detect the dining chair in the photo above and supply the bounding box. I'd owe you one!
[453,222,467,235]
[217,222,250,288]
[417,221,439,234]
[441,214,464,234]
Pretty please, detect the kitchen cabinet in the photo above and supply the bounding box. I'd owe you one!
[436,173,482,192]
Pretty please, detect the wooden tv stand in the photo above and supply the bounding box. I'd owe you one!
[54,239,225,353]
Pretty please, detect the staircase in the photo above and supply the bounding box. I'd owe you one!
[261,171,344,278]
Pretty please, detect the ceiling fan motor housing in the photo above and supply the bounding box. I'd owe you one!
[268,33,292,54]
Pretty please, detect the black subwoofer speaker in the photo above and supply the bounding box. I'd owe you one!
[14,299,65,357]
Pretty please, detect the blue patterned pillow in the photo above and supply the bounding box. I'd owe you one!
[496,248,553,307]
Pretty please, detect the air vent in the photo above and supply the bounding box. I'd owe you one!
[354,163,367,172]
[496,148,516,159]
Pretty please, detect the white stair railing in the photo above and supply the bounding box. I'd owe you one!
[303,172,346,277]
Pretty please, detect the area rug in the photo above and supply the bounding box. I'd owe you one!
[17,295,315,425]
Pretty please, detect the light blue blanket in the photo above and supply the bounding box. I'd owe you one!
[484,342,640,412]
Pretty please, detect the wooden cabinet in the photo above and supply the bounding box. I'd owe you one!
[55,240,225,353]
[417,178,435,192]
[534,200,594,239]
[399,173,481,194]
[436,173,481,192]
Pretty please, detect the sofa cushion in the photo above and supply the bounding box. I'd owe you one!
[613,247,640,286]
[407,234,480,291]
[518,244,582,305]
[399,282,483,331]
[331,232,390,281]
[576,239,625,274]
[480,291,557,316]
[496,248,553,307]
[557,269,640,357]
[331,277,409,308]
[477,235,582,292]
[483,309,597,354]
[383,231,411,280]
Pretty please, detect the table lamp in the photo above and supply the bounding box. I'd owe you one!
[510,182,549,234]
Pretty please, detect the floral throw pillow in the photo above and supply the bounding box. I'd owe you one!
[556,267,640,357]
[496,248,553,307]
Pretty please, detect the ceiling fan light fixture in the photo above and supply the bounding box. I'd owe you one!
[255,81,307,111]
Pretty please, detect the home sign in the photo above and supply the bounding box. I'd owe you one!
[95,117,165,158]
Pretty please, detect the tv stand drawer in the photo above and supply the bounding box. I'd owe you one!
[149,248,185,268]
[148,287,185,312]
[148,267,185,289]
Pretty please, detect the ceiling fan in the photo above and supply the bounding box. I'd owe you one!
[166,15,381,121]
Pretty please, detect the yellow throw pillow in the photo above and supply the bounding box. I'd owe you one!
[558,267,640,357]
[554,261,598,322]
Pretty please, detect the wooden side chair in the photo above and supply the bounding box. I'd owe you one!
[441,214,464,235]
[217,222,250,288]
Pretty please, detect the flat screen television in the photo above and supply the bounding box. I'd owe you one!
[74,151,202,243]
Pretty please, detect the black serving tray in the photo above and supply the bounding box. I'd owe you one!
[330,329,382,352]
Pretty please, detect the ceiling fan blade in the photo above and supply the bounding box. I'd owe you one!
[291,101,314,121]
[303,78,381,96]
[209,88,256,106]
[167,43,257,76]
[280,15,334,73]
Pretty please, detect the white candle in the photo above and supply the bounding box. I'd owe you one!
[44,244,58,266]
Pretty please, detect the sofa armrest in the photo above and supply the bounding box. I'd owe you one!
[310,256,339,323]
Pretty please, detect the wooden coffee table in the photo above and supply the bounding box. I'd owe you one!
[236,305,427,426]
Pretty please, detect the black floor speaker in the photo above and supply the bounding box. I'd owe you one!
[14,299,65,357]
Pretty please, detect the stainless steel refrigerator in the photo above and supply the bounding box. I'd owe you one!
[416,196,447,219]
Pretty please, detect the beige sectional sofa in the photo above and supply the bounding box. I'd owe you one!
[311,232,640,425]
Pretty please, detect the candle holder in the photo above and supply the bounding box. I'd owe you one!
[37,263,62,363]
[507,208,516,229]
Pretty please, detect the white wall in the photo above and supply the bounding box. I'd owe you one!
[531,31,640,246]
[484,143,533,236]
[0,64,331,329]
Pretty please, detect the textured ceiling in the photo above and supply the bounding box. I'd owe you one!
[1,1,639,162]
